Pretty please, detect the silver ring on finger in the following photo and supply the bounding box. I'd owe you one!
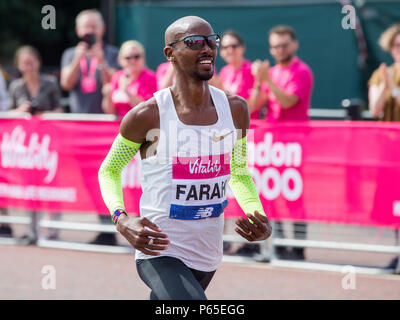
[148,238,154,246]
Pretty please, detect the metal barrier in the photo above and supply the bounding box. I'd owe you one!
[0,112,399,275]
[0,212,266,263]
[269,222,400,275]
[0,214,32,245]
[1,212,399,274]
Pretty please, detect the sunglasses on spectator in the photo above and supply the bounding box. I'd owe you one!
[221,43,241,50]
[168,34,220,50]
[124,54,142,60]
[270,41,292,50]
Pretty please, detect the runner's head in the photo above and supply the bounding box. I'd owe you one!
[164,16,219,81]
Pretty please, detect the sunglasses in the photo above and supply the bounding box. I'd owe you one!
[168,34,220,50]
[124,54,142,60]
[220,43,241,50]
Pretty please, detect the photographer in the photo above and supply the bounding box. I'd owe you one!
[60,9,119,245]
[60,9,119,114]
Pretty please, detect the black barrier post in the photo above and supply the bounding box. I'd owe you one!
[341,98,365,120]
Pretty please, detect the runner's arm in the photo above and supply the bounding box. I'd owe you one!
[229,135,266,217]
[98,134,141,215]
[227,94,266,217]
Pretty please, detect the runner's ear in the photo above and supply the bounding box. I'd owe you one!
[164,46,174,61]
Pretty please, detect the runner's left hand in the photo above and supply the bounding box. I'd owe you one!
[235,211,272,242]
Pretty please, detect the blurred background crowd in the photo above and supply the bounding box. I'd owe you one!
[0,0,399,116]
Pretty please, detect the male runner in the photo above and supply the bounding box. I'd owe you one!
[99,16,272,300]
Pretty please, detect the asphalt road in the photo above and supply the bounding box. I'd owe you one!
[1,245,399,300]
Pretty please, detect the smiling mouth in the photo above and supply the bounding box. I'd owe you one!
[198,56,214,65]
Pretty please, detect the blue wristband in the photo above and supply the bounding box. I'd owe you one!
[112,209,127,225]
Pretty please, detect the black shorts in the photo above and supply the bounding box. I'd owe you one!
[136,256,216,300]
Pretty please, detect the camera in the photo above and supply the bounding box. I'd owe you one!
[81,33,96,48]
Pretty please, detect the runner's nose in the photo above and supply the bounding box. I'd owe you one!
[200,40,213,55]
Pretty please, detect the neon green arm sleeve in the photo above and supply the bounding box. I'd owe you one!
[98,134,141,215]
[229,136,266,217]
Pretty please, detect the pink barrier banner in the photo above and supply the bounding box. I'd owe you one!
[0,118,399,228]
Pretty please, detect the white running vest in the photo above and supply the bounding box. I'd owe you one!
[135,86,237,272]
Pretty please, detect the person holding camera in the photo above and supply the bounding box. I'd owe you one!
[60,9,120,245]
[60,9,119,114]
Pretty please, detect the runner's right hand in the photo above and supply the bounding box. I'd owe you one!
[116,215,169,256]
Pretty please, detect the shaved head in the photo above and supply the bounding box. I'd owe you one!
[165,16,212,46]
[163,16,217,82]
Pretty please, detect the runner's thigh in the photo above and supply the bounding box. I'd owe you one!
[136,256,211,300]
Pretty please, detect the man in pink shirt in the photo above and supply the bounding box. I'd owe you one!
[249,25,313,260]
[249,25,313,121]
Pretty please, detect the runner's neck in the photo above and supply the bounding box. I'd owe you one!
[171,79,211,109]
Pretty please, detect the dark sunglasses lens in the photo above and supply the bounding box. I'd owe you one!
[184,36,205,50]
[207,35,220,49]
[183,35,219,50]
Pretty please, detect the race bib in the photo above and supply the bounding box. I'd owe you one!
[169,153,231,220]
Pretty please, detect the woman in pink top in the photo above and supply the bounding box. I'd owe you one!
[218,31,259,119]
[102,40,157,117]
[156,61,175,90]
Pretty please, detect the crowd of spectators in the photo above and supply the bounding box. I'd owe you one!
[0,9,399,263]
